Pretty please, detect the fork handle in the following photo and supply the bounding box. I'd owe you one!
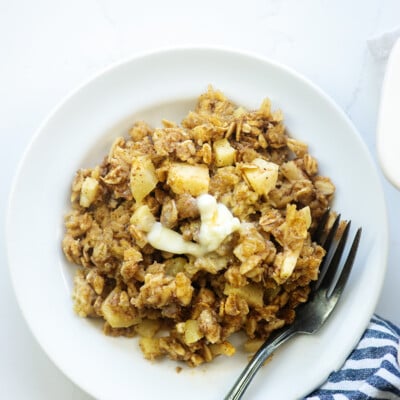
[224,326,297,400]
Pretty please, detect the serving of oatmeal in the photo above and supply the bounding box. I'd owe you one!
[62,87,334,367]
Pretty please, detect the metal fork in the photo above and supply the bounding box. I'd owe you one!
[224,211,362,400]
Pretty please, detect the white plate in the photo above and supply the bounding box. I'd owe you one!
[7,48,388,400]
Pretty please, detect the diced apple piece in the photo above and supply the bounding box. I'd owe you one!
[130,156,158,203]
[130,205,156,232]
[209,341,236,357]
[223,283,264,308]
[167,163,209,196]
[80,177,99,207]
[279,251,299,281]
[135,319,161,338]
[278,205,312,280]
[241,158,279,197]
[101,288,140,328]
[139,337,161,360]
[213,138,236,167]
[183,320,204,344]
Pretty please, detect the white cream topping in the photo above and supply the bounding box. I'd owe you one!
[147,222,204,257]
[196,194,241,253]
[147,194,240,257]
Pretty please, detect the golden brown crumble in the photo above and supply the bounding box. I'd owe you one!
[62,87,334,367]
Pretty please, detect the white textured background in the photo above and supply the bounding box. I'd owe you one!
[1,0,399,398]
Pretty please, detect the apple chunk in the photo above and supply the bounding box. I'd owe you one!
[213,138,236,167]
[130,156,158,204]
[80,177,99,208]
[241,158,279,197]
[167,163,209,196]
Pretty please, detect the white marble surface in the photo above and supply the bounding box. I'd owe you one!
[1,0,399,398]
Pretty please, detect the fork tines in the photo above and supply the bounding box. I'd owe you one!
[312,211,362,296]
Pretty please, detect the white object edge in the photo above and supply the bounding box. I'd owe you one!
[377,38,400,190]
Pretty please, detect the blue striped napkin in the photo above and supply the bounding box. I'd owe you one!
[306,315,400,399]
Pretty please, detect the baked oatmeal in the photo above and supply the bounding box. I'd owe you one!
[62,87,334,367]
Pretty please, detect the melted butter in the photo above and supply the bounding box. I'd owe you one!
[147,194,240,257]
[197,194,240,253]
[147,222,204,257]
